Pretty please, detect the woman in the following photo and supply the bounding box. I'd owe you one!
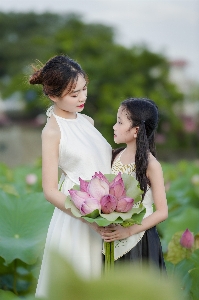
[29,55,112,297]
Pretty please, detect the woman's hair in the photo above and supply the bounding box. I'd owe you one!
[121,98,159,197]
[29,55,88,97]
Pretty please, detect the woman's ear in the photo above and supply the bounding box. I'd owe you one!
[48,95,57,103]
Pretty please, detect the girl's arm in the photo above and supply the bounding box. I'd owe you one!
[101,157,168,242]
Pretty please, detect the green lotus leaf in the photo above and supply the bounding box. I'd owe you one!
[46,250,185,300]
[82,216,112,227]
[84,209,100,218]
[0,290,19,300]
[122,208,146,227]
[65,196,82,218]
[71,184,80,191]
[104,174,116,182]
[121,173,143,202]
[0,190,54,265]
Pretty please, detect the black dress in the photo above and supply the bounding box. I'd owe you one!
[114,226,166,272]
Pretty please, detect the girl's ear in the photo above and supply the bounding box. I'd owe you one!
[134,126,139,138]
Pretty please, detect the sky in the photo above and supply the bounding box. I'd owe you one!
[1,0,199,82]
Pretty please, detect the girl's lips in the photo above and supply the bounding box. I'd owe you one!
[77,104,84,108]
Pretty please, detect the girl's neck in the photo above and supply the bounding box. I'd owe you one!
[121,142,136,165]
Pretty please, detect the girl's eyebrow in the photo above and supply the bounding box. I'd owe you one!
[71,83,87,94]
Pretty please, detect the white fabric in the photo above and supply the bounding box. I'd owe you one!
[36,107,112,298]
[111,150,154,260]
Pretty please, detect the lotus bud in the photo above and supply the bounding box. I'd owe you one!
[92,171,110,185]
[26,173,38,185]
[88,176,109,201]
[80,198,101,215]
[109,177,126,199]
[69,190,90,210]
[180,229,194,249]
[100,194,117,214]
[115,197,134,213]
[79,177,89,193]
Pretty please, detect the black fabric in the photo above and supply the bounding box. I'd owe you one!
[114,226,166,273]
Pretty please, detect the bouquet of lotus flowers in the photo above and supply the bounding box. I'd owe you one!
[65,172,145,272]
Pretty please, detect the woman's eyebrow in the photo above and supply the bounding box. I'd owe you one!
[71,83,87,93]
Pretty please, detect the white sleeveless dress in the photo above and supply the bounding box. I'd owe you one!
[36,109,112,297]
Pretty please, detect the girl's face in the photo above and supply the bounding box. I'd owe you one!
[50,75,87,114]
[113,106,138,144]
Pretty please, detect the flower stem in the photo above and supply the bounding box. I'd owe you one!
[104,241,114,273]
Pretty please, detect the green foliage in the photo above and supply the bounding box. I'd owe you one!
[46,251,186,300]
[0,162,53,297]
[0,12,186,151]
[0,160,199,298]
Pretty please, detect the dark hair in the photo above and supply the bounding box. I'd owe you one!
[121,98,159,197]
[29,55,88,97]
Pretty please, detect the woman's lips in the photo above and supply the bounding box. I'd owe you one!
[77,104,84,108]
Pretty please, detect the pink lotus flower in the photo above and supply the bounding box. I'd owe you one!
[100,194,117,214]
[180,229,194,249]
[93,171,110,184]
[79,177,89,192]
[26,173,38,185]
[115,197,134,213]
[88,172,109,201]
[109,173,126,199]
[69,190,90,210]
[80,198,101,215]
[69,190,100,215]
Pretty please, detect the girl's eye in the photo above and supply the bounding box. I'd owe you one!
[83,86,87,90]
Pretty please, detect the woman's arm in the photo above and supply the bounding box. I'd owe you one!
[41,122,71,214]
[42,119,102,233]
[101,157,168,242]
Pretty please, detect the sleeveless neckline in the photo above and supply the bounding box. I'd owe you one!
[117,149,135,166]
[52,112,79,122]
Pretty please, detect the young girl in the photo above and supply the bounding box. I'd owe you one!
[29,55,112,297]
[101,98,168,270]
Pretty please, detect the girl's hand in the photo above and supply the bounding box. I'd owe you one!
[101,225,131,242]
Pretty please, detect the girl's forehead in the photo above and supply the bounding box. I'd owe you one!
[118,106,127,117]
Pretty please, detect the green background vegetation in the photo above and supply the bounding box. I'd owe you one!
[0,12,198,159]
[0,11,199,300]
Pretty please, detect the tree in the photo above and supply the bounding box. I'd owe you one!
[0,12,185,152]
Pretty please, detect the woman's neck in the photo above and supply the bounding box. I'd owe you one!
[53,105,77,119]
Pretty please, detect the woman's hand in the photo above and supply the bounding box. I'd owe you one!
[101,225,131,242]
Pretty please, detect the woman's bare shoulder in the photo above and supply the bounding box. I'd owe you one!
[81,114,94,125]
[42,116,60,140]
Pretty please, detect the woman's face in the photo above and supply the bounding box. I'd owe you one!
[50,75,87,114]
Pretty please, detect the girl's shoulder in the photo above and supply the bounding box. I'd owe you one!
[147,153,163,176]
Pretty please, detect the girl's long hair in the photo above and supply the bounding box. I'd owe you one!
[120,98,159,198]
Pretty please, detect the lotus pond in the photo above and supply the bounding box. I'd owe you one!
[0,160,199,300]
